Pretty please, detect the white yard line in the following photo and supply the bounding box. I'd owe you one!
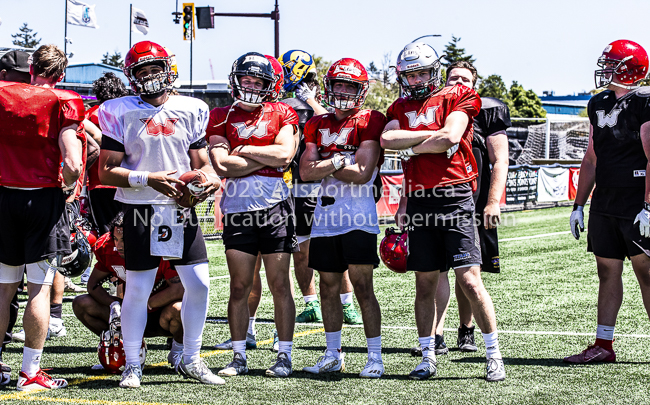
[500,230,573,242]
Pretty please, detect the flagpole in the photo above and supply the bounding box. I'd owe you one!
[64,0,68,82]
[129,4,132,49]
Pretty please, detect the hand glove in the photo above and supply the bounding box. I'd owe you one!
[398,147,418,161]
[446,144,459,158]
[570,205,584,240]
[342,152,355,166]
[634,206,650,238]
[295,82,317,102]
[331,153,346,170]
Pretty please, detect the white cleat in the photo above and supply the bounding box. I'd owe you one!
[359,352,384,378]
[303,351,345,374]
[119,364,142,388]
[177,358,225,385]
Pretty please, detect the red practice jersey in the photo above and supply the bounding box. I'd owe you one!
[85,104,114,191]
[386,84,481,194]
[0,82,85,188]
[205,102,298,178]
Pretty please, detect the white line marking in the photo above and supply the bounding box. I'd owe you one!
[500,230,572,242]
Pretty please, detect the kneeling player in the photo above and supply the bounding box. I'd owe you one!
[72,213,185,369]
[300,58,386,377]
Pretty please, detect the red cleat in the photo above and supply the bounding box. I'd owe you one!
[563,345,616,364]
[16,369,68,391]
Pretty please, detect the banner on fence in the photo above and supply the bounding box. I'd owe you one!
[537,166,570,202]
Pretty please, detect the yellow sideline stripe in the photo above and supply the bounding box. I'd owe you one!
[0,395,192,405]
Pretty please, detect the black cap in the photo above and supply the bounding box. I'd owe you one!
[0,51,30,73]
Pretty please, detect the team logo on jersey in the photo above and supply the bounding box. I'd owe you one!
[231,121,269,139]
[405,106,439,128]
[140,117,179,136]
[319,128,353,147]
[596,109,622,128]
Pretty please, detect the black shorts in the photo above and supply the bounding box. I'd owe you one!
[474,210,500,273]
[587,211,650,260]
[294,196,317,237]
[143,308,173,338]
[0,187,71,265]
[222,199,298,256]
[89,188,123,234]
[309,230,379,273]
[405,194,482,273]
[122,204,208,271]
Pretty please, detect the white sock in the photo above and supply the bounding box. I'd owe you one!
[176,263,210,364]
[596,324,615,341]
[482,331,502,359]
[303,294,318,304]
[340,292,353,305]
[419,336,435,361]
[232,340,246,359]
[22,347,42,378]
[122,268,157,366]
[248,317,256,336]
[171,340,184,354]
[367,336,381,357]
[278,341,293,361]
[325,331,342,360]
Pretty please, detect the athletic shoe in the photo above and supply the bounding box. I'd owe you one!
[12,330,25,343]
[342,303,363,325]
[410,335,449,357]
[63,277,85,293]
[177,358,225,385]
[17,369,68,391]
[90,364,106,371]
[167,351,182,369]
[271,330,279,352]
[359,352,384,378]
[80,267,92,285]
[457,324,478,352]
[217,353,248,377]
[303,351,345,374]
[408,357,437,380]
[296,300,323,323]
[47,318,67,340]
[265,352,292,378]
[486,358,506,382]
[213,333,257,350]
[119,364,142,388]
[1,361,10,386]
[563,345,616,364]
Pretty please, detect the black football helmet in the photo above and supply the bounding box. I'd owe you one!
[229,52,278,107]
[56,204,92,278]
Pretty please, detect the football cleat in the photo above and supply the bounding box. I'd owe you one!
[265,352,292,378]
[410,334,449,357]
[296,301,323,323]
[408,357,437,380]
[359,353,384,378]
[342,303,363,325]
[167,351,182,369]
[303,351,345,374]
[1,361,10,386]
[218,353,249,377]
[47,318,67,340]
[457,324,478,352]
[563,345,616,364]
[63,277,85,293]
[271,330,279,352]
[17,369,68,391]
[177,358,225,385]
[213,333,257,350]
[118,364,142,388]
[486,358,506,382]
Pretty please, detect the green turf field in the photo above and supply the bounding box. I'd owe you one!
[3,205,650,404]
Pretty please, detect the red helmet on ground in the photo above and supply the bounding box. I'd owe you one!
[380,228,408,273]
[595,40,649,89]
[98,330,147,374]
[265,55,285,102]
[323,58,369,110]
[123,41,177,95]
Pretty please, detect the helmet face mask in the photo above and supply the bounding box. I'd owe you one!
[230,52,278,107]
[594,40,649,89]
[396,42,443,100]
[323,58,369,110]
[124,41,177,96]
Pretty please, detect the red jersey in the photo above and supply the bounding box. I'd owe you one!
[205,102,298,178]
[85,104,114,191]
[386,85,481,194]
[304,109,386,164]
[0,82,85,188]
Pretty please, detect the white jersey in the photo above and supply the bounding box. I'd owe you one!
[99,95,209,204]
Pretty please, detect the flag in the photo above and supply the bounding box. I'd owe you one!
[67,0,99,29]
[131,7,149,35]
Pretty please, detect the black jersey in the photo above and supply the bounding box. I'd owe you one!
[472,97,511,211]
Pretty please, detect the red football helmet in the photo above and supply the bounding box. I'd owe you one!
[323,58,369,110]
[97,330,147,374]
[265,55,285,102]
[595,40,649,89]
[123,41,178,95]
[380,228,408,273]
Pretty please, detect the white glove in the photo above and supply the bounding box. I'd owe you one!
[295,82,317,102]
[446,144,459,158]
[331,153,346,170]
[342,152,355,166]
[398,147,418,161]
[634,207,650,238]
[570,205,584,240]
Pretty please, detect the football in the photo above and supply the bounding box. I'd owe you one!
[175,170,208,208]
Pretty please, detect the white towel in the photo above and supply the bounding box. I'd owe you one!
[150,204,185,260]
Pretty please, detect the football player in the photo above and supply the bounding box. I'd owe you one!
[381,42,505,381]
[98,41,222,388]
[566,40,650,364]
[300,58,386,377]
[0,44,84,390]
[72,212,185,369]
[207,52,298,378]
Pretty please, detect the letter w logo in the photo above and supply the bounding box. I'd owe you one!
[596,109,622,128]
[405,106,439,128]
[319,128,353,147]
[231,121,269,139]
[140,118,179,136]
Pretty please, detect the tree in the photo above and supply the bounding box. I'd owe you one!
[507,81,546,118]
[101,51,124,68]
[11,23,41,48]
[442,35,475,68]
[312,55,332,76]
[364,53,399,115]
[478,74,508,100]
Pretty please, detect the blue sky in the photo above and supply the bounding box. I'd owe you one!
[2,0,650,95]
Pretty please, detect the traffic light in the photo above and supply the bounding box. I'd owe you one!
[182,3,195,40]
